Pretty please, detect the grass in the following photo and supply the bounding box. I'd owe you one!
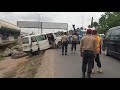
[0,53,4,60]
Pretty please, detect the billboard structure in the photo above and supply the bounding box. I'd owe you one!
[17,21,68,34]
[17,21,68,29]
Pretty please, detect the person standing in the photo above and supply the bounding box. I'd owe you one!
[61,32,68,55]
[91,30,102,73]
[71,32,78,54]
[80,29,97,78]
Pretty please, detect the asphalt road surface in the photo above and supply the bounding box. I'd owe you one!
[53,44,120,78]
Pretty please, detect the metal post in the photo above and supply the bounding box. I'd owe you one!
[41,22,42,34]
[38,15,40,34]
[34,13,44,34]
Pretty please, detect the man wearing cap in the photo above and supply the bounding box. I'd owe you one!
[80,29,97,78]
[71,32,78,54]
[91,30,102,73]
[61,32,68,55]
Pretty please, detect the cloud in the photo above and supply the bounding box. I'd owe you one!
[0,12,104,33]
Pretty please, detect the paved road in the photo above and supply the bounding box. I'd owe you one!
[53,44,120,78]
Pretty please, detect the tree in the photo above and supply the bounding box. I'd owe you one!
[97,12,120,34]
[93,22,99,29]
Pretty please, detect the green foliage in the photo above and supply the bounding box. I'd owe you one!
[96,12,120,34]
[0,53,4,60]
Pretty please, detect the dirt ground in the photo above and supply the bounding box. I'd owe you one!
[34,49,57,78]
[0,49,56,78]
[0,56,28,78]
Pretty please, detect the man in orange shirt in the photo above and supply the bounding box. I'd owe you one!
[92,30,102,73]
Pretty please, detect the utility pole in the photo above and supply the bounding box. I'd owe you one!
[34,13,44,34]
[91,17,93,28]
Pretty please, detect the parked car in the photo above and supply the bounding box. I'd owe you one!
[102,26,120,58]
[98,34,105,39]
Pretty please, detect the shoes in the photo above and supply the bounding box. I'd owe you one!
[71,51,73,54]
[62,53,64,55]
[65,53,67,55]
[74,51,76,54]
[87,75,91,78]
[97,68,102,73]
[82,73,85,78]
[91,69,95,74]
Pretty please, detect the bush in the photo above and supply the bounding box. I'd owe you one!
[0,53,4,60]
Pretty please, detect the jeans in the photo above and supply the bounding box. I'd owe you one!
[82,50,94,76]
[62,42,68,54]
[71,41,77,51]
[92,54,102,69]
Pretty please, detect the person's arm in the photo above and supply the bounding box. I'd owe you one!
[61,36,63,43]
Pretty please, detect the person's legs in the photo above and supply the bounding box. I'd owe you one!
[74,42,76,53]
[62,43,64,55]
[71,41,74,54]
[82,51,88,78]
[87,51,94,78]
[95,54,102,72]
[91,60,95,74]
[95,54,102,67]
[65,42,67,55]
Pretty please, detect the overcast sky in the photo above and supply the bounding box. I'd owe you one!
[0,12,104,34]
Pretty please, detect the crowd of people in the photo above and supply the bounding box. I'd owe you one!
[61,29,102,78]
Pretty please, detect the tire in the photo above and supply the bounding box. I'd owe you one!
[37,48,40,55]
[57,42,62,49]
[104,47,109,56]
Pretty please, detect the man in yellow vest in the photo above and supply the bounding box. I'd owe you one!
[92,30,102,73]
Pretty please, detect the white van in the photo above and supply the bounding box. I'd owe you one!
[46,32,63,48]
[35,34,50,50]
[22,34,50,53]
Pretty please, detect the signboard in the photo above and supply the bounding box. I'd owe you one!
[17,21,40,28]
[17,21,68,30]
[42,22,68,30]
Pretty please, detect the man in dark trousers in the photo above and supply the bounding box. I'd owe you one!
[71,32,78,54]
[61,32,68,55]
[80,29,97,78]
